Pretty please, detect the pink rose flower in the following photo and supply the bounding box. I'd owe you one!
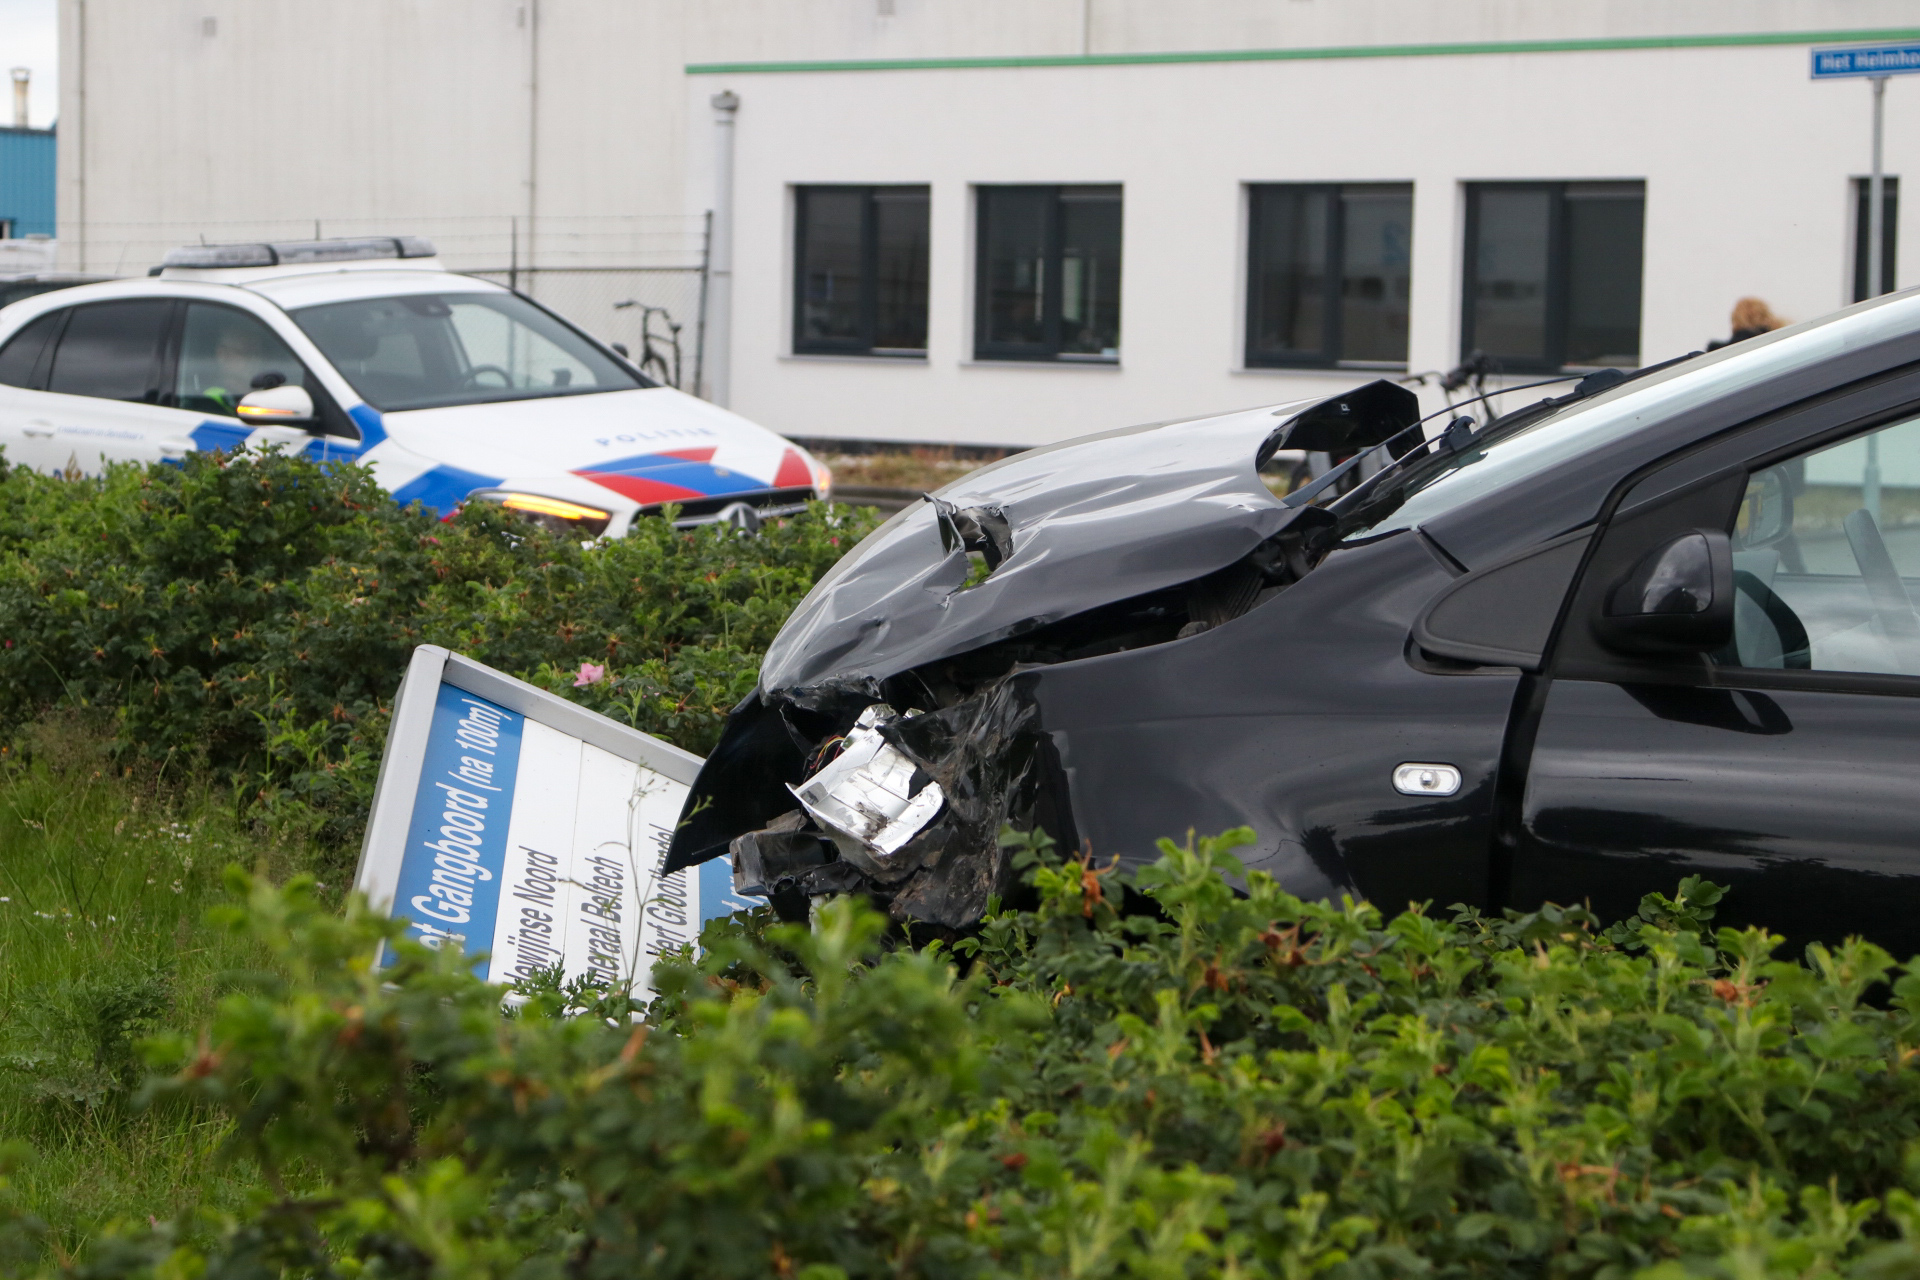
[573,661,607,687]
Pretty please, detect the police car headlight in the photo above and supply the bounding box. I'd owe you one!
[488,492,613,539]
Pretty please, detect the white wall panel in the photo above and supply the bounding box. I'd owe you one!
[706,42,1920,446]
[54,0,1920,446]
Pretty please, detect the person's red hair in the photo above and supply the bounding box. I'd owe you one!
[1731,297,1786,333]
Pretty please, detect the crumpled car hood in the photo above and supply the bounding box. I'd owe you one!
[665,380,1422,907]
[765,402,1319,696]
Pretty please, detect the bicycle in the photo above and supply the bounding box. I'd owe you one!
[612,301,683,389]
[1401,351,1505,427]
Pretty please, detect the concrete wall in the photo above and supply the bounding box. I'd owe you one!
[53,0,1920,444]
[53,0,1094,270]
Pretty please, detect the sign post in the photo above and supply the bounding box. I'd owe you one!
[1812,42,1920,300]
[353,645,750,998]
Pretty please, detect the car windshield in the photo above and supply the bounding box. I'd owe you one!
[289,291,643,412]
[1334,288,1920,541]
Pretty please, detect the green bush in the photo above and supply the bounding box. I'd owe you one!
[14,830,1920,1279]
[0,449,875,850]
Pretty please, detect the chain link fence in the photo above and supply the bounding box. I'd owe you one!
[64,214,713,395]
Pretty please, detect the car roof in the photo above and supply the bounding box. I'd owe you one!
[0,266,510,324]
[239,267,508,310]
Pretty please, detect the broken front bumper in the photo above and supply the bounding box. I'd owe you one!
[707,682,1039,929]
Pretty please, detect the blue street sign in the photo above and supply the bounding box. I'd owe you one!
[1812,43,1920,79]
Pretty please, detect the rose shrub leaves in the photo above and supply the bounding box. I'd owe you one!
[7,451,1920,1277]
[0,448,874,849]
[0,833,1911,1277]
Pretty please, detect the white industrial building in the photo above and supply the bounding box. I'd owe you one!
[54,1,1920,447]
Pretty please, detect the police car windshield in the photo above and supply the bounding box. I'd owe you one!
[290,291,643,412]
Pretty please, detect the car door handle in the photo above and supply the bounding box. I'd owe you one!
[21,421,54,438]
[1392,762,1462,796]
[157,438,193,457]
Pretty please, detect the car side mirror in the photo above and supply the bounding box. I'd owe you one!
[1593,529,1734,655]
[235,383,316,427]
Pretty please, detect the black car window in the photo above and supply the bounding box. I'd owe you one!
[45,300,172,403]
[175,303,310,418]
[1723,412,1920,675]
[0,309,64,388]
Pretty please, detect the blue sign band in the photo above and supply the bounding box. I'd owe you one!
[700,855,758,928]
[391,684,525,969]
[1813,43,1920,77]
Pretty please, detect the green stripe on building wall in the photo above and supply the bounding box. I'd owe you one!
[687,27,1920,75]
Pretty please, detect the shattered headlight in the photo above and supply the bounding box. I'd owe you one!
[483,492,613,539]
[788,704,945,874]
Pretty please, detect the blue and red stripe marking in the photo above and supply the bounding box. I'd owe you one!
[181,406,810,517]
[572,446,812,505]
[185,404,498,519]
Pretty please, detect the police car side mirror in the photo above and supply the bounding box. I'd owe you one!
[1593,529,1734,655]
[235,383,316,428]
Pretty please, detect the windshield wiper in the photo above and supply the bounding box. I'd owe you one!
[1282,371,1591,511]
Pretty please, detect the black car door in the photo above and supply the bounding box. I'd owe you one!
[1513,369,1920,954]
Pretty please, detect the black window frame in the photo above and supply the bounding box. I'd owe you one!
[164,299,355,437]
[973,183,1122,363]
[0,297,359,438]
[42,298,177,405]
[1852,175,1900,302]
[1461,180,1646,374]
[792,184,930,358]
[1548,371,1920,699]
[1244,181,1414,370]
[167,299,307,414]
[0,305,70,389]
[186,302,360,438]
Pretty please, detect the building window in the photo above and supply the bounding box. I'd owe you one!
[793,185,929,356]
[1853,176,1900,302]
[975,185,1121,362]
[1246,183,1412,368]
[1462,181,1645,371]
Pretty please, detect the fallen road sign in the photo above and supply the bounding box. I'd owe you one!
[353,645,753,995]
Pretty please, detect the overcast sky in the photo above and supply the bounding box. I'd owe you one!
[0,0,56,128]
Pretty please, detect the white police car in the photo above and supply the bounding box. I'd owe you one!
[0,236,831,536]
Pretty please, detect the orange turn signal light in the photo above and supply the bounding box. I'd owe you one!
[498,493,611,523]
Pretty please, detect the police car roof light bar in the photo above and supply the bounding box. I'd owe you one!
[160,235,438,270]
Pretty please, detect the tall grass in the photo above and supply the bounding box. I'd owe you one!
[0,715,284,1261]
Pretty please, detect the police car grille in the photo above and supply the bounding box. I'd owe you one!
[651,487,818,519]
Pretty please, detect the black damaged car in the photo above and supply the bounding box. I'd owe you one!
[667,289,1920,952]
